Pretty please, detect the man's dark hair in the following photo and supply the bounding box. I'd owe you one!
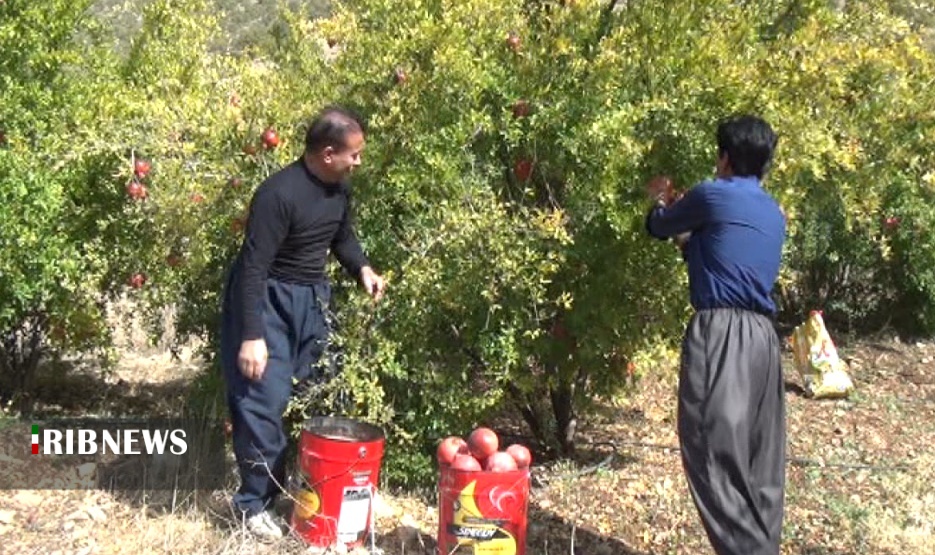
[304,105,366,153]
[716,115,778,179]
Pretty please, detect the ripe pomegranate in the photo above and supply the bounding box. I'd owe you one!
[505,444,532,469]
[166,253,183,268]
[437,436,469,466]
[133,158,151,179]
[393,67,408,84]
[512,99,531,118]
[506,32,521,52]
[485,451,519,472]
[514,159,533,182]
[647,175,675,205]
[128,272,147,289]
[467,427,499,460]
[450,453,482,472]
[126,180,147,200]
[261,127,280,149]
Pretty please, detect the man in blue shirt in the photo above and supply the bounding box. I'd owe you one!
[646,115,786,555]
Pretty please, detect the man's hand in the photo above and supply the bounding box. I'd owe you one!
[360,266,386,302]
[646,175,675,206]
[238,339,268,381]
[674,231,691,250]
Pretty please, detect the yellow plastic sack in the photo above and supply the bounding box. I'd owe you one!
[791,311,855,399]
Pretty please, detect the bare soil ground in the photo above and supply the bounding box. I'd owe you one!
[1,333,933,555]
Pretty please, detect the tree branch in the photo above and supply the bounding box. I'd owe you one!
[588,0,623,60]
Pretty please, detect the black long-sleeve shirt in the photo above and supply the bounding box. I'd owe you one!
[237,158,369,339]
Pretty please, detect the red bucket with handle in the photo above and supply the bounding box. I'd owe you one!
[290,416,385,549]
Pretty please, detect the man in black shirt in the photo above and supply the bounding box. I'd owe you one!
[220,106,385,539]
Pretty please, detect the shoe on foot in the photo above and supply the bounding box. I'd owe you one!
[245,509,284,541]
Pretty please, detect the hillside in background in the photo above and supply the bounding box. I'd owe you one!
[89,0,332,53]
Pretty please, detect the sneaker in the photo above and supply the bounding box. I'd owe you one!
[245,509,284,541]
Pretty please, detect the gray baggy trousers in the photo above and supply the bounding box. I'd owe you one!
[678,308,786,555]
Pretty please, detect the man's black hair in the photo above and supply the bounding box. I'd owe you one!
[304,105,366,153]
[716,115,778,179]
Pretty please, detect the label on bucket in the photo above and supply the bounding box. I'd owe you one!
[336,486,372,544]
[438,469,530,555]
[450,481,517,554]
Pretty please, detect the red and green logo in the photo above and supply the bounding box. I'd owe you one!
[32,424,39,454]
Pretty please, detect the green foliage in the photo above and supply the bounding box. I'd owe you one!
[0,0,121,406]
[267,0,935,482]
[884,178,935,332]
[765,2,935,333]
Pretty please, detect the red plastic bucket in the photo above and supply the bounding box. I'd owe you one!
[290,417,385,548]
[437,465,531,554]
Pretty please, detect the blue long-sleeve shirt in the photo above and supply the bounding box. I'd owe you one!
[646,176,786,315]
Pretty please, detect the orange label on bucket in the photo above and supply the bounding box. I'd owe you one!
[451,481,517,555]
[293,488,321,520]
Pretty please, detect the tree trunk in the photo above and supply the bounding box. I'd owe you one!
[549,370,577,456]
[505,382,549,451]
[0,312,46,415]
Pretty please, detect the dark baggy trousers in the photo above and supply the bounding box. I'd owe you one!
[220,265,331,517]
[678,308,785,555]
